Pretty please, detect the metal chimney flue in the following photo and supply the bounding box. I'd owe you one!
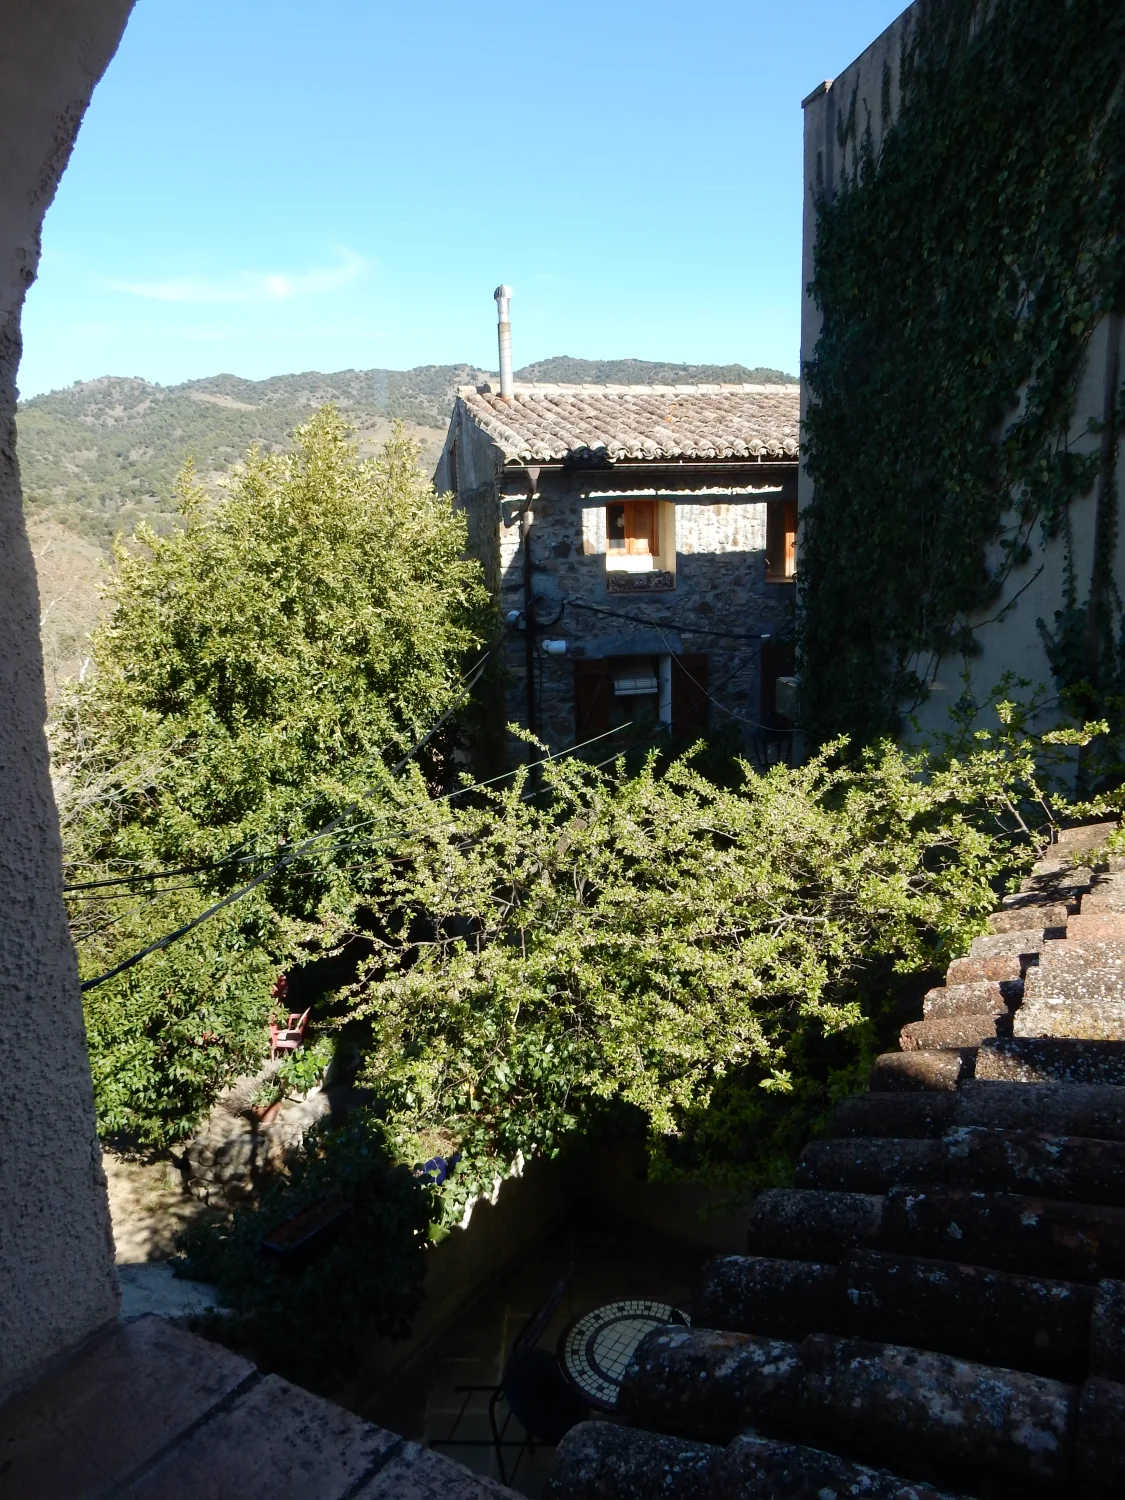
[494,284,513,399]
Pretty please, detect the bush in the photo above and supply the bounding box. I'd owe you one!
[344,707,1109,1215]
[177,1109,436,1391]
[55,410,488,1145]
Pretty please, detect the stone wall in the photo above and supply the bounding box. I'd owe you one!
[495,473,795,759]
[0,0,136,1402]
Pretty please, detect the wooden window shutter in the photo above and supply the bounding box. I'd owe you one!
[766,500,798,580]
[760,640,796,724]
[574,659,610,743]
[784,499,797,576]
[671,654,709,734]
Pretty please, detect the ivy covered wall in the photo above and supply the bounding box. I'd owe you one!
[798,0,1125,776]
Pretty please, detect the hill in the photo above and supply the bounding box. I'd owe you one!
[15,365,490,548]
[513,357,797,386]
[16,358,797,547]
[18,357,797,698]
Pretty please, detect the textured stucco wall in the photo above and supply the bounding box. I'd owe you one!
[0,0,135,1402]
[799,4,1125,742]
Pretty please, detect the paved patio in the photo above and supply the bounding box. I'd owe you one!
[357,1215,704,1498]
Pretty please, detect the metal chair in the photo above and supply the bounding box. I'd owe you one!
[431,1262,588,1485]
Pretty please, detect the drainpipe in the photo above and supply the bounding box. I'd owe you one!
[522,465,540,752]
[1078,311,1123,793]
[495,285,514,400]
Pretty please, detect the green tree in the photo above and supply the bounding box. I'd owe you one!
[346,712,1099,1220]
[56,409,488,1145]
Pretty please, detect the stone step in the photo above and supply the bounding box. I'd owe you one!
[870,1051,972,1092]
[1078,1376,1125,1496]
[1002,887,1084,914]
[955,1080,1125,1137]
[800,1334,1077,1494]
[1040,935,1125,965]
[751,1185,1125,1282]
[551,1422,972,1500]
[695,1254,845,1342]
[900,1015,1003,1051]
[1023,961,1125,1000]
[1080,878,1125,914]
[989,903,1069,933]
[881,1184,1125,1283]
[1092,1279,1125,1382]
[697,1250,1094,1381]
[836,1082,1125,1141]
[831,1092,957,1138]
[1014,998,1125,1041]
[838,1250,1094,1383]
[976,1037,1125,1085]
[797,1128,1125,1204]
[1066,912,1125,941]
[719,1432,970,1500]
[747,1189,882,1262]
[971,929,1054,960]
[922,982,1010,1019]
[617,1326,803,1443]
[946,953,1024,985]
[795,1137,941,1193]
[621,1327,1080,1493]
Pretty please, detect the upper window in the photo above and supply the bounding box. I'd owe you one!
[607,500,657,555]
[766,499,798,581]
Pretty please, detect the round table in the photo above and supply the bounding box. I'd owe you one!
[557,1299,690,1411]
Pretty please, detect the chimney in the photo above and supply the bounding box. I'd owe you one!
[494,284,513,399]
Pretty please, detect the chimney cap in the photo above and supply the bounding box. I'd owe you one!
[494,284,512,303]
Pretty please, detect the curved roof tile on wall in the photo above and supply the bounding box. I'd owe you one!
[456,383,800,463]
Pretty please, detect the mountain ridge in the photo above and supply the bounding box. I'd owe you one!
[17,358,797,546]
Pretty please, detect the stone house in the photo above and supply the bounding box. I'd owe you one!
[434,382,800,766]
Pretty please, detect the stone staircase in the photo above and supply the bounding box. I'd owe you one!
[552,830,1125,1498]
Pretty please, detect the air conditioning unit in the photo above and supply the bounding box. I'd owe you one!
[775,675,799,723]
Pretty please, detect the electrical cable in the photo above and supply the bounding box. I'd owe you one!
[565,595,792,644]
[76,712,631,990]
[63,651,494,894]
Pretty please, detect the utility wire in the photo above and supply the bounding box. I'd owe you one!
[64,653,493,894]
[76,708,627,990]
[565,595,791,643]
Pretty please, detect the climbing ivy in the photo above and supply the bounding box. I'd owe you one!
[800,0,1125,754]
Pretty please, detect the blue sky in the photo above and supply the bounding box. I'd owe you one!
[19,0,906,398]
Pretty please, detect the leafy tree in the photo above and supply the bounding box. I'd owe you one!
[55,409,489,1145]
[345,711,1102,1220]
[177,1109,435,1392]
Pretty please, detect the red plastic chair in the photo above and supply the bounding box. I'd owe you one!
[270,1008,310,1058]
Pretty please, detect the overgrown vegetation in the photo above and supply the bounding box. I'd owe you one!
[800,0,1125,750]
[178,1110,435,1391]
[57,409,489,1145]
[343,708,1094,1218]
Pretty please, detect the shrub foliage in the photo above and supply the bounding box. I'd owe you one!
[56,410,488,1144]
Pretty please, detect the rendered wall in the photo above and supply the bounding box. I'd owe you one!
[799,4,1125,742]
[0,0,135,1401]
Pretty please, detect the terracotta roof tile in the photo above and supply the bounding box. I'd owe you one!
[456,383,800,463]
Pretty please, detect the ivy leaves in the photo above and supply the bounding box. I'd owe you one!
[801,0,1125,745]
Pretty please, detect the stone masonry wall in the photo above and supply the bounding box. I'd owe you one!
[495,473,795,760]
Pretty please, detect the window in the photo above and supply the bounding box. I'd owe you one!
[607,500,657,554]
[765,499,798,581]
[573,654,706,745]
[603,498,676,589]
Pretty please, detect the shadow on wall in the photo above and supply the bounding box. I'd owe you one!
[498,536,797,760]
